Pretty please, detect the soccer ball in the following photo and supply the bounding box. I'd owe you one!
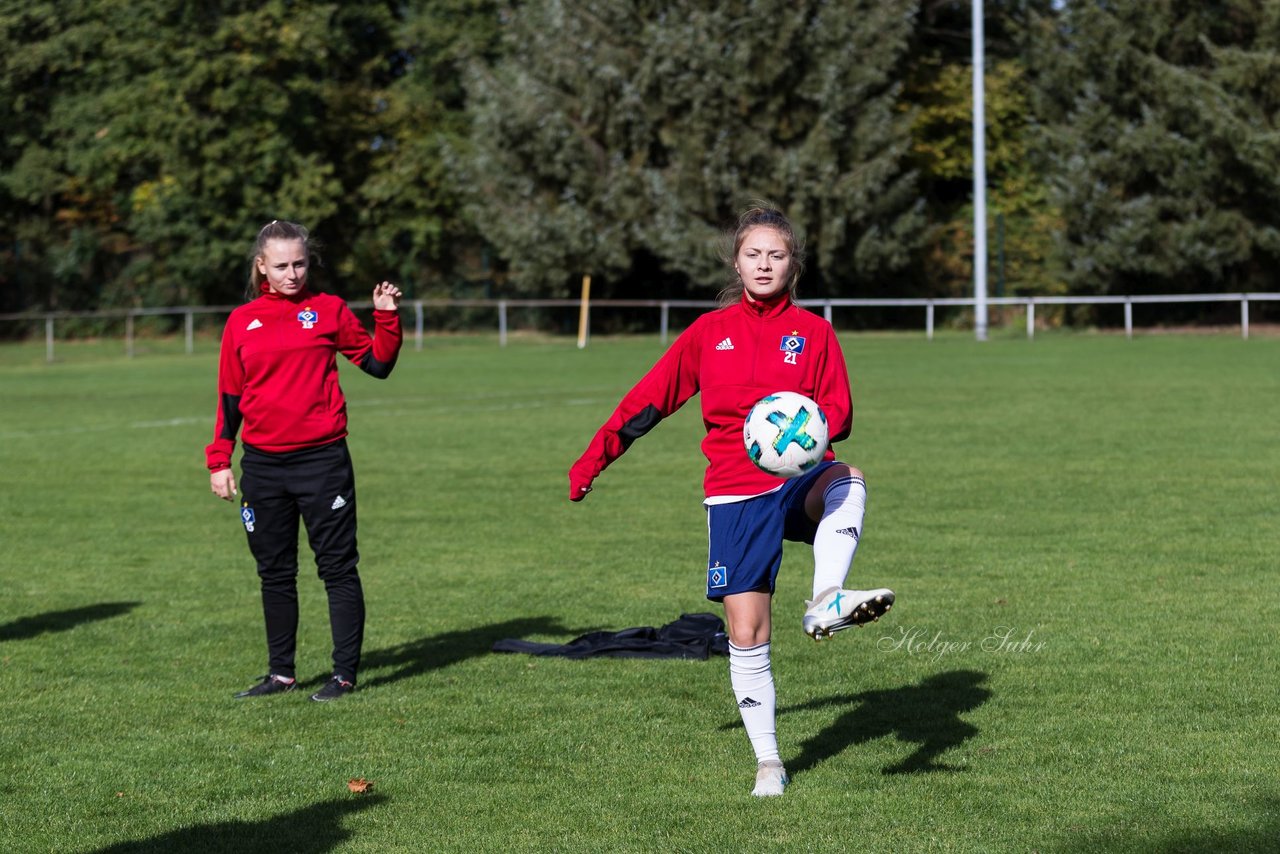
[743,391,829,478]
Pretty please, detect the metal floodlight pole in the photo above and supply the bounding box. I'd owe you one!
[973,0,989,341]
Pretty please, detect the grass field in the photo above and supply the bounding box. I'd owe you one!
[1,330,1278,853]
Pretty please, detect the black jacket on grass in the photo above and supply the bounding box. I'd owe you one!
[492,613,729,660]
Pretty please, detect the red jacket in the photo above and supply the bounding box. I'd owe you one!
[571,292,852,499]
[205,288,403,471]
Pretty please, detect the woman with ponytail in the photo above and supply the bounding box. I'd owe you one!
[568,206,894,796]
[206,220,403,703]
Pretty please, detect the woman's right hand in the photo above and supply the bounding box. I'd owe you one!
[210,469,237,501]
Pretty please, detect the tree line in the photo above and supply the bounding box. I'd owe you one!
[2,0,1277,323]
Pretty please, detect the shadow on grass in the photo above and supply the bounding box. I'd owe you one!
[359,617,574,689]
[784,669,991,776]
[1060,795,1280,853]
[1054,798,1280,850]
[0,602,141,642]
[720,669,991,777]
[89,794,386,853]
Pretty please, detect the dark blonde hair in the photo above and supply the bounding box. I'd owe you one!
[246,220,318,300]
[717,205,806,307]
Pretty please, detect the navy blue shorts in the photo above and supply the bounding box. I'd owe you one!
[704,461,837,601]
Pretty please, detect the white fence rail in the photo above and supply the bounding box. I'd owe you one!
[2,293,1277,362]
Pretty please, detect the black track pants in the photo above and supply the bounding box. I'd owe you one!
[239,439,364,683]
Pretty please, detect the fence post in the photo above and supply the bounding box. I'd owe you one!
[660,302,670,345]
[1027,300,1035,340]
[823,301,833,324]
[576,275,591,349]
[1242,296,1249,340]
[46,315,55,363]
[499,300,508,347]
[926,302,934,341]
[414,301,424,351]
[126,311,135,358]
[1124,300,1133,339]
[185,311,194,354]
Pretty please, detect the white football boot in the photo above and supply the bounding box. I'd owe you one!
[751,760,789,797]
[803,587,895,641]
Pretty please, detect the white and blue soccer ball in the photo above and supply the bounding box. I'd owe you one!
[743,391,829,478]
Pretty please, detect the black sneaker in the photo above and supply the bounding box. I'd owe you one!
[234,673,296,698]
[310,675,355,702]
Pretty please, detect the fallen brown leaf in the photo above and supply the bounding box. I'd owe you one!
[347,777,372,793]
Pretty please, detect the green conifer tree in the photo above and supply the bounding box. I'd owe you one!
[459,0,924,297]
[1031,0,1280,296]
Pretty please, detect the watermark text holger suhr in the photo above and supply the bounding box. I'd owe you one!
[877,625,1047,662]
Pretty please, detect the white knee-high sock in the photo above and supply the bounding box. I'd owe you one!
[811,475,867,598]
[729,641,778,764]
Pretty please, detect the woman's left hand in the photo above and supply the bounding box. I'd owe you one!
[372,281,402,311]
